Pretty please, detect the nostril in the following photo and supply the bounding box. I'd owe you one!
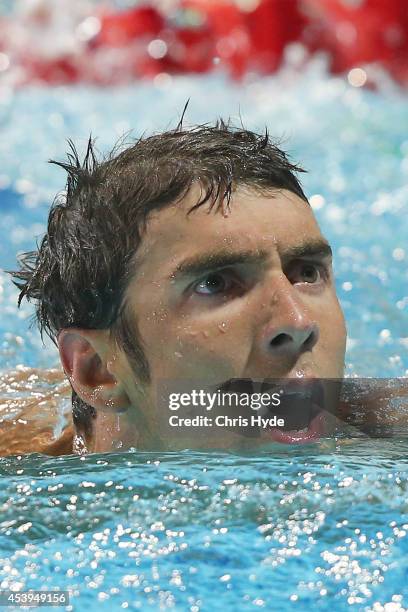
[303,330,317,351]
[269,328,318,352]
[270,333,291,348]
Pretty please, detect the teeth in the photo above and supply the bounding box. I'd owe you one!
[283,390,313,399]
[278,426,309,434]
[271,425,309,433]
[295,426,308,433]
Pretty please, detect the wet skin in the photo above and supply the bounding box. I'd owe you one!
[59,185,347,451]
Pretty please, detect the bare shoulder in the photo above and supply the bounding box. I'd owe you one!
[0,366,74,457]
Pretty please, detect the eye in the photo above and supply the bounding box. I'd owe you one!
[299,263,320,283]
[193,272,233,295]
[289,262,327,285]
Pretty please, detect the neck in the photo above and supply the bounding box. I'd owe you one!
[86,409,141,453]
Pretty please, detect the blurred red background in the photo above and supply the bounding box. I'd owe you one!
[0,0,407,87]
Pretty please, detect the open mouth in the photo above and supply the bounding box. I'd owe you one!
[266,380,327,444]
[263,404,326,445]
[267,380,326,443]
[218,378,327,445]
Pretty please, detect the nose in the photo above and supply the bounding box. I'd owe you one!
[260,277,319,358]
[268,323,319,354]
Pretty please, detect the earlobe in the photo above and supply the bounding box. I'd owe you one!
[57,329,131,412]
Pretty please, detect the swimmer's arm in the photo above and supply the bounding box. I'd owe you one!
[339,379,408,428]
[0,365,67,390]
[0,367,74,456]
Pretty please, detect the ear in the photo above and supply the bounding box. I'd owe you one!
[57,328,131,413]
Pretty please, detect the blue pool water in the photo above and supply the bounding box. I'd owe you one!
[0,443,408,611]
[0,63,407,610]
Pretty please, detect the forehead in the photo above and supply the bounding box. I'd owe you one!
[132,186,324,279]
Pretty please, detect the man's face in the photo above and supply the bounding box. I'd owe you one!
[117,185,346,448]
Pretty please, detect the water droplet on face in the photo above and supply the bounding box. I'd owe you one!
[218,322,227,333]
[174,351,183,359]
[113,440,123,449]
[295,369,305,378]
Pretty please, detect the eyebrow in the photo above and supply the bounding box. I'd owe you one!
[169,249,269,281]
[281,240,333,262]
[169,239,332,281]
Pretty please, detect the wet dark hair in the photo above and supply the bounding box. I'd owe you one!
[8,115,308,443]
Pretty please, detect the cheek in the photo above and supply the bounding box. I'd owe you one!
[333,295,347,343]
[144,310,254,381]
[319,296,347,357]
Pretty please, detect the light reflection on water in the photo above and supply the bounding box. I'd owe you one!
[0,442,408,610]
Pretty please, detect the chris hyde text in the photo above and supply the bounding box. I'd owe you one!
[168,415,285,428]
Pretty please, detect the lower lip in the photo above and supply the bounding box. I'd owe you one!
[263,405,326,445]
